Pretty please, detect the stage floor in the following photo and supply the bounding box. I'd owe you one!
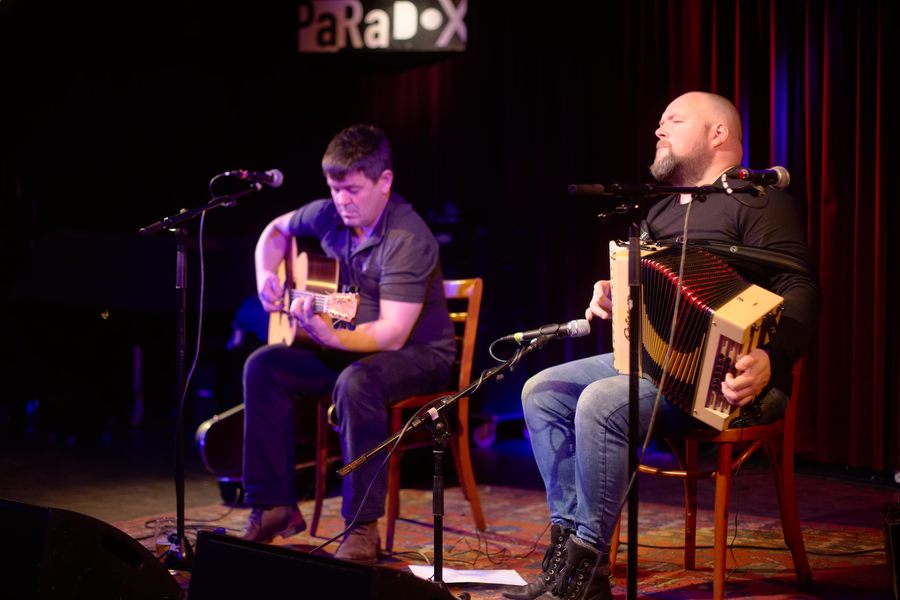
[2,417,897,599]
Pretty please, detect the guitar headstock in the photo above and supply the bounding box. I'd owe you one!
[324,293,360,324]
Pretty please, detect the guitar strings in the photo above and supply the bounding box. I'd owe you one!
[287,289,328,311]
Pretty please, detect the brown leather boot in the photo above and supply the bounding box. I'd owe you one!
[503,523,574,599]
[240,504,307,543]
[333,520,380,565]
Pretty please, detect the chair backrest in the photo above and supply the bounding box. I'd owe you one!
[442,278,483,390]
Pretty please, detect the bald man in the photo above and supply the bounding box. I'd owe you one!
[503,92,820,600]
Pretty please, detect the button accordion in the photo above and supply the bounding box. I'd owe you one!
[609,241,783,430]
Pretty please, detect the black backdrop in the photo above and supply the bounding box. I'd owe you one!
[1,2,654,427]
[2,1,896,470]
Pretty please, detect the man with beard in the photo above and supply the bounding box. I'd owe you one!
[503,92,820,600]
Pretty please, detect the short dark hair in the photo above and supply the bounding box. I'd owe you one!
[321,125,392,182]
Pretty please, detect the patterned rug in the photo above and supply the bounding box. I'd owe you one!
[114,471,892,599]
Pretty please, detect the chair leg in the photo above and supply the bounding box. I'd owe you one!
[385,408,404,552]
[683,440,698,570]
[450,434,469,501]
[764,437,812,588]
[608,516,622,571]
[764,438,789,543]
[448,405,469,501]
[451,398,486,531]
[311,400,330,537]
[712,442,734,600]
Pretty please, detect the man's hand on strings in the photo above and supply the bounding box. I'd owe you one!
[257,273,284,313]
[290,295,333,346]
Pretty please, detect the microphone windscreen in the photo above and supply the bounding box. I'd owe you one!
[567,319,591,337]
[771,166,790,188]
[267,169,284,188]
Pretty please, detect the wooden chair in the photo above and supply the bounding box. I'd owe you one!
[309,278,487,551]
[608,361,812,600]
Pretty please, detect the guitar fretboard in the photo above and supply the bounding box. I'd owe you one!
[288,289,329,313]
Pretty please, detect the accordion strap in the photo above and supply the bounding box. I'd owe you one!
[659,239,812,275]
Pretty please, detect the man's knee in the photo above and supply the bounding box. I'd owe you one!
[333,362,383,409]
[243,345,281,389]
[575,379,629,432]
[521,371,544,411]
[521,368,568,419]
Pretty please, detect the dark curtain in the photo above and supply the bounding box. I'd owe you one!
[1,1,895,470]
[675,0,894,472]
[620,0,896,471]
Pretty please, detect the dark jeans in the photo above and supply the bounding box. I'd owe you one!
[242,343,452,522]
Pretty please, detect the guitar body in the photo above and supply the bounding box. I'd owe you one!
[195,403,245,482]
[268,239,342,346]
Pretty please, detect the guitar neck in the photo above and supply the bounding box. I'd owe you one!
[288,289,330,312]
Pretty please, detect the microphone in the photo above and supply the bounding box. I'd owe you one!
[499,319,591,343]
[724,166,790,189]
[224,169,284,188]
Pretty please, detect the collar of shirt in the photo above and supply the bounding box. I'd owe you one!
[344,193,403,257]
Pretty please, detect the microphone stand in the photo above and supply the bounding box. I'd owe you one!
[337,335,555,599]
[571,180,761,600]
[139,183,262,571]
[625,219,640,600]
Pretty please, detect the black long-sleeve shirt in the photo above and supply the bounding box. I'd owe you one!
[641,179,821,395]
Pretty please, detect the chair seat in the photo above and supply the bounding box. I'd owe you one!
[391,391,455,410]
[681,420,783,443]
[638,421,786,479]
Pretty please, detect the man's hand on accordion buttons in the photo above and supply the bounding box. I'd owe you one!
[721,348,771,407]
[586,280,613,321]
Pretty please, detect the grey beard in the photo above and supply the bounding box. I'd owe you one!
[649,153,676,182]
[650,151,709,185]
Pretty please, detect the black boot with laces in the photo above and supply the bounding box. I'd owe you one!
[535,535,611,600]
[502,523,573,600]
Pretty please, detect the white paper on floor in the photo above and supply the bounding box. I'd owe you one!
[408,565,528,585]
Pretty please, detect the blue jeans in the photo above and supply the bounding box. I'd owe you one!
[522,352,698,553]
[242,343,451,522]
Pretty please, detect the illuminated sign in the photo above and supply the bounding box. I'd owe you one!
[297,0,467,53]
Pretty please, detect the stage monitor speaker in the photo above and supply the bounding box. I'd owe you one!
[0,497,184,600]
[885,502,900,600]
[189,531,457,600]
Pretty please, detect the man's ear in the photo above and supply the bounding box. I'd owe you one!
[378,169,394,193]
[710,122,729,148]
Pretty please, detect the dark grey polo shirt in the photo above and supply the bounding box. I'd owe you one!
[288,193,456,362]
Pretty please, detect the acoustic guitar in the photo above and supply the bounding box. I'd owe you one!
[268,238,360,346]
[195,239,357,494]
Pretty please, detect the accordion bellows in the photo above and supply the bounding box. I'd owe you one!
[610,242,783,430]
